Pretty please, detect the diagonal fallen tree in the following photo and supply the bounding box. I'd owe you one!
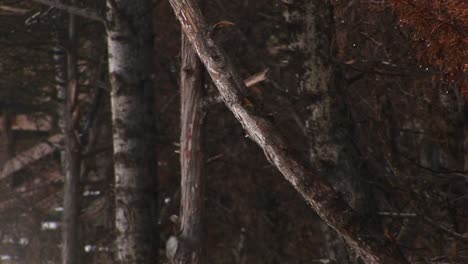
[167,0,408,263]
[1,134,62,180]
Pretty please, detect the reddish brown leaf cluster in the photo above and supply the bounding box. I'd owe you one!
[388,0,468,94]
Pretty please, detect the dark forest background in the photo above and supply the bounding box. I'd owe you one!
[0,0,466,263]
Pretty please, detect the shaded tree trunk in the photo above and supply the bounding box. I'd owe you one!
[300,2,365,263]
[465,102,468,172]
[173,30,205,264]
[0,110,13,170]
[62,4,83,263]
[168,1,407,263]
[106,0,156,263]
[52,42,67,163]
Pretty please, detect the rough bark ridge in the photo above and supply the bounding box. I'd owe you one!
[173,32,205,264]
[301,1,364,262]
[106,0,156,263]
[168,1,407,263]
[302,1,352,198]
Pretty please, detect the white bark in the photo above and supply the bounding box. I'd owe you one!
[106,0,156,263]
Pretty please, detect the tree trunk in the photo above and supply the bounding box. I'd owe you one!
[173,30,205,264]
[300,2,364,263]
[168,1,407,263]
[106,0,156,263]
[465,102,468,172]
[62,4,83,263]
[52,42,67,163]
[0,110,13,170]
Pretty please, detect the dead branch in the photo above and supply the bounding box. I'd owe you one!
[244,68,269,88]
[203,69,269,108]
[1,134,62,179]
[174,23,206,264]
[378,212,468,243]
[168,0,408,263]
[0,5,30,15]
[30,0,103,22]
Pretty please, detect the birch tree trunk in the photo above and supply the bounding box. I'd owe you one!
[106,0,156,263]
[52,43,67,164]
[168,1,407,263]
[62,4,83,263]
[173,30,205,264]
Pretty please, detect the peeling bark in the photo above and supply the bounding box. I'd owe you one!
[106,0,156,263]
[168,1,407,263]
[173,30,205,264]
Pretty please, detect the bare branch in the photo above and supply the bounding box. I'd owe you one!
[378,212,468,243]
[0,5,30,15]
[1,134,62,179]
[168,0,408,263]
[30,0,103,22]
[244,68,269,88]
[203,69,269,108]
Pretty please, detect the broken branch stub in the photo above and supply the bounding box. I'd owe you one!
[168,0,408,263]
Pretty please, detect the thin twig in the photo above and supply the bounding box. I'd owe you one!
[0,5,30,15]
[30,0,103,22]
[203,69,269,108]
[378,212,468,243]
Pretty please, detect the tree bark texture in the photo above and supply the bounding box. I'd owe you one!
[302,1,357,204]
[106,0,156,263]
[300,2,367,263]
[465,103,468,171]
[52,43,67,163]
[174,31,205,264]
[62,5,82,264]
[0,83,14,177]
[0,110,13,171]
[168,1,407,263]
